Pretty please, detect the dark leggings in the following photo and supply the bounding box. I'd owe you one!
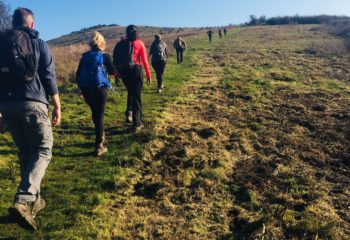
[152,60,166,89]
[120,66,143,128]
[81,87,108,144]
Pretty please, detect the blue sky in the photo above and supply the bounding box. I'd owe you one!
[4,0,350,40]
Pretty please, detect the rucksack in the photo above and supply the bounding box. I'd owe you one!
[0,29,36,87]
[113,40,136,70]
[152,41,166,61]
[77,51,111,89]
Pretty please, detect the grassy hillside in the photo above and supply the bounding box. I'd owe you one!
[0,25,349,239]
[47,25,206,47]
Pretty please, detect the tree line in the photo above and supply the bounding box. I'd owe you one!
[0,0,11,32]
[246,15,350,26]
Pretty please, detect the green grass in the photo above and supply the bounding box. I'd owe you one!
[1,25,350,239]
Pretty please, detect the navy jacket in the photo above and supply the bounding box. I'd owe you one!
[0,28,58,105]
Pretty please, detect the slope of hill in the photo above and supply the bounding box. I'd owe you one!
[48,25,205,47]
[0,25,349,239]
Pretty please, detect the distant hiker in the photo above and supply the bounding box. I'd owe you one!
[113,25,151,132]
[76,31,116,156]
[207,29,214,42]
[173,36,186,64]
[218,29,223,39]
[224,28,227,37]
[149,34,168,93]
[0,8,61,230]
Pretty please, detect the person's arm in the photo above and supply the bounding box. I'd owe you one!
[139,41,152,83]
[165,43,168,58]
[76,58,82,83]
[148,42,154,58]
[103,53,120,86]
[183,40,187,49]
[103,53,116,75]
[38,40,58,97]
[51,94,61,126]
[0,113,5,133]
[37,39,61,126]
[112,43,122,80]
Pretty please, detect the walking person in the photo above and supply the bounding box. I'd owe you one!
[149,34,168,93]
[173,36,186,64]
[218,29,223,39]
[207,29,214,42]
[76,31,116,156]
[0,8,61,230]
[224,28,228,37]
[113,25,151,132]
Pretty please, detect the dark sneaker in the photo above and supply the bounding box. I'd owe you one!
[31,197,46,218]
[9,202,37,230]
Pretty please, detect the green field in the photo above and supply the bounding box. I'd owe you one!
[0,25,349,239]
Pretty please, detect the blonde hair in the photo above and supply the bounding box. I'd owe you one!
[89,31,105,51]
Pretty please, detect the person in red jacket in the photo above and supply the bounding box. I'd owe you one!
[113,25,151,131]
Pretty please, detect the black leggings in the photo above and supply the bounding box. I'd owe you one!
[152,60,166,89]
[81,87,108,144]
[120,66,144,128]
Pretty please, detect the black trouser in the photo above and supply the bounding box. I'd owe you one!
[208,36,212,42]
[81,87,108,144]
[176,48,184,64]
[152,60,166,89]
[120,66,144,128]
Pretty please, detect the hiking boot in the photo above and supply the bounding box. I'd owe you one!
[31,197,46,218]
[96,143,108,156]
[125,111,133,124]
[9,202,37,230]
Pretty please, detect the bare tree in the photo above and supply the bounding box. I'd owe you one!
[0,0,11,32]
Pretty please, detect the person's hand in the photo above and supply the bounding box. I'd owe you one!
[52,107,61,127]
[147,78,152,85]
[0,115,5,133]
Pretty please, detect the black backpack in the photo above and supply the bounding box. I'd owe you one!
[113,39,136,70]
[0,29,36,87]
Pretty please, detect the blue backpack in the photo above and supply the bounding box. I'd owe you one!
[77,51,111,89]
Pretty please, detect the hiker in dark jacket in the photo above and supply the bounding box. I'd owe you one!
[224,28,227,37]
[173,36,186,64]
[0,8,61,230]
[207,29,214,42]
[149,34,168,93]
[218,29,223,39]
[113,25,151,132]
[76,31,116,156]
